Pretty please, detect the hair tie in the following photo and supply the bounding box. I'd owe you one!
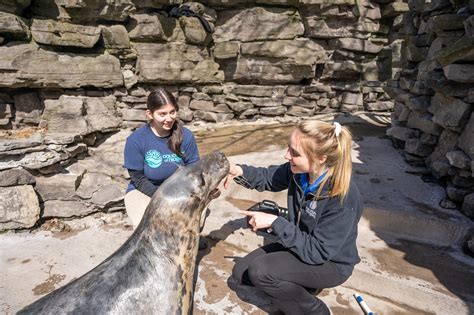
[333,122,342,137]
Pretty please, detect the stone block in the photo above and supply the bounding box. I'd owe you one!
[428,93,471,131]
[407,111,442,135]
[465,15,474,38]
[332,38,383,54]
[461,193,474,219]
[365,101,394,111]
[406,95,430,111]
[43,200,96,218]
[446,185,469,203]
[40,96,88,135]
[0,11,30,39]
[101,25,130,51]
[282,97,316,109]
[193,110,234,122]
[405,139,434,157]
[135,43,224,84]
[426,129,460,168]
[226,101,253,112]
[230,85,274,97]
[0,44,123,89]
[189,100,215,111]
[432,35,474,66]
[446,150,471,170]
[428,14,465,33]
[241,39,327,64]
[0,168,35,187]
[84,96,121,133]
[0,185,40,230]
[213,41,240,59]
[443,64,474,83]
[31,19,101,48]
[13,92,43,125]
[35,173,81,201]
[386,126,418,141]
[286,105,314,116]
[120,108,146,122]
[214,7,304,43]
[259,106,286,116]
[459,113,474,159]
[382,2,409,17]
[249,97,282,107]
[178,108,193,122]
[233,56,313,84]
[191,92,210,100]
[128,13,165,41]
[341,92,363,105]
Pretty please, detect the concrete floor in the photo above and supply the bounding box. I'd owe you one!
[2,114,474,314]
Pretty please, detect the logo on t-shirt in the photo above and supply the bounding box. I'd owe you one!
[145,150,163,168]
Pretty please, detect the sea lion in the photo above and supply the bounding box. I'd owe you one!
[18,151,230,315]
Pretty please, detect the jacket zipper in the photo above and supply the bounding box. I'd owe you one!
[292,175,305,226]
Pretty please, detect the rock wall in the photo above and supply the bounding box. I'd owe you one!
[385,0,474,221]
[0,0,465,231]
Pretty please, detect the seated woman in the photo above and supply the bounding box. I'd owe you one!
[224,120,363,314]
[123,88,208,248]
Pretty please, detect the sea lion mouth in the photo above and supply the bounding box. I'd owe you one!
[209,188,221,200]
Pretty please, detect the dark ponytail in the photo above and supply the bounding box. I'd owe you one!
[147,88,184,158]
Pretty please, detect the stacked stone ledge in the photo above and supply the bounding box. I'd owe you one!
[384,0,474,228]
[0,0,453,231]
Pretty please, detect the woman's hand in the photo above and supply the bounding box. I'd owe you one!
[223,163,243,189]
[239,210,277,232]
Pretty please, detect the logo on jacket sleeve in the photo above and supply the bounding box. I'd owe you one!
[145,150,162,168]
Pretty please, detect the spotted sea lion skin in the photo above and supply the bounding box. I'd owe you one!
[17,151,230,315]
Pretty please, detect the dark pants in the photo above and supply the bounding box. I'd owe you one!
[232,243,349,315]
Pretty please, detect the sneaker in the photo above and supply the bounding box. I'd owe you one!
[307,288,323,295]
[198,237,208,250]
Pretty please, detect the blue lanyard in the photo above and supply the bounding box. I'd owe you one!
[300,171,327,196]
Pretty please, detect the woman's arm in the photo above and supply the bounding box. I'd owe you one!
[225,163,291,192]
[128,169,158,197]
[181,129,200,165]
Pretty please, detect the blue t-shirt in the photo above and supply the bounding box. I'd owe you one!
[123,124,200,192]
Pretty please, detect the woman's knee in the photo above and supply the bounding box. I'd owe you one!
[247,260,274,287]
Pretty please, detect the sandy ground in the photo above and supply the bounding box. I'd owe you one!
[2,113,474,314]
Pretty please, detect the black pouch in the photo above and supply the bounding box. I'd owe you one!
[246,200,288,230]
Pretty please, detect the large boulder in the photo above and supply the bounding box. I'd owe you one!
[135,42,224,84]
[0,185,40,230]
[214,7,304,43]
[13,92,43,125]
[0,168,35,187]
[428,93,471,132]
[31,19,101,48]
[31,0,136,22]
[0,43,123,88]
[40,96,121,136]
[0,11,30,40]
[228,39,327,84]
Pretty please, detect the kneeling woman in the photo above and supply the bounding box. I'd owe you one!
[224,120,363,314]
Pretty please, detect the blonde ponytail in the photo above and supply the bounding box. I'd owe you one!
[297,120,353,201]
